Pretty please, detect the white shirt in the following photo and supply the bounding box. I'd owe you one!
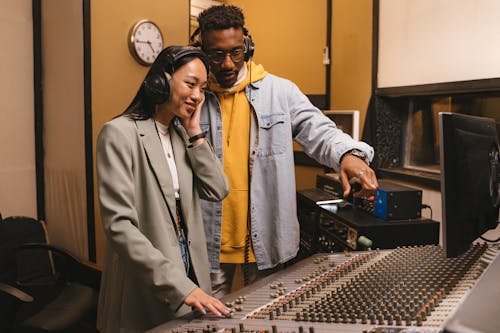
[155,121,180,199]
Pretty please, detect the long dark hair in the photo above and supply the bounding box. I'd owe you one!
[121,45,210,120]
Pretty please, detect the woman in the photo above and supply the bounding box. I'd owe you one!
[96,45,230,333]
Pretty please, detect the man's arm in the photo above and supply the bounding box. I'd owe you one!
[287,80,378,197]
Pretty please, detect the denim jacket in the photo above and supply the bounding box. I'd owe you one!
[200,73,374,271]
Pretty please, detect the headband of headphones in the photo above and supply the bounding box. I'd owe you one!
[143,45,209,105]
[190,26,254,62]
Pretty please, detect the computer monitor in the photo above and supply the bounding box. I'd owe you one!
[439,112,500,257]
[323,110,360,140]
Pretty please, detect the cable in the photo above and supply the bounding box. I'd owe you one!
[243,233,250,286]
[421,204,433,220]
[480,235,500,242]
[248,59,253,104]
[480,222,500,242]
[243,58,253,287]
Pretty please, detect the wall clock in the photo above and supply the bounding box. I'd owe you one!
[128,19,164,66]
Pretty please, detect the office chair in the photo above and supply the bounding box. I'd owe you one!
[0,216,100,333]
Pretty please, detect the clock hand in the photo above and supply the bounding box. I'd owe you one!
[135,39,150,44]
[146,41,155,53]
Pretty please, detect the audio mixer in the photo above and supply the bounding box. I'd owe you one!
[147,243,500,333]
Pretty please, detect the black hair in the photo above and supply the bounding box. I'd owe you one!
[121,45,210,120]
[197,4,245,36]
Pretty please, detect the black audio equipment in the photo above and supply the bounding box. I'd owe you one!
[147,244,500,333]
[297,188,439,254]
[316,173,358,201]
[316,173,423,220]
[374,181,422,220]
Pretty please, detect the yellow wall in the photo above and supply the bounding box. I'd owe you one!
[300,0,373,188]
[331,0,372,132]
[228,0,373,126]
[91,0,190,266]
[228,0,326,94]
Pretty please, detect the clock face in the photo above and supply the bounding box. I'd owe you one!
[129,20,164,66]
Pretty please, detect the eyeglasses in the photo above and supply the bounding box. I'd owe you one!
[205,46,246,64]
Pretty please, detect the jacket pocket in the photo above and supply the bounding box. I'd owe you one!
[257,113,288,156]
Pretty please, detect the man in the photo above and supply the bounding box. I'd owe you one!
[193,4,378,297]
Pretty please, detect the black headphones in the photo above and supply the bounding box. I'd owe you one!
[142,46,209,105]
[189,26,255,62]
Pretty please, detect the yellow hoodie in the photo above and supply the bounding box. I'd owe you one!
[209,61,267,264]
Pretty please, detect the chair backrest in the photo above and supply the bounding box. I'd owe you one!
[0,217,54,284]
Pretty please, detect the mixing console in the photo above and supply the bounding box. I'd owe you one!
[147,244,500,333]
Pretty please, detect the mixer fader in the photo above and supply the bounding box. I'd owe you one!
[147,244,500,333]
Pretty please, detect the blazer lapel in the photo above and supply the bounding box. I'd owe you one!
[171,123,193,230]
[136,119,177,217]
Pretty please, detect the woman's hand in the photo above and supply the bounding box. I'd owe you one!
[184,287,231,317]
[181,94,205,139]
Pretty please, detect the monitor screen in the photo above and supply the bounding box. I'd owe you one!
[323,110,360,140]
[439,112,500,257]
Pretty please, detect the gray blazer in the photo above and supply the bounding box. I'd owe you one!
[96,116,229,333]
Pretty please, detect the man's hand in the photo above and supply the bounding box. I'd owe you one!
[339,155,378,199]
[184,287,231,317]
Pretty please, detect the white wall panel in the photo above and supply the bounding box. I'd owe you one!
[378,0,500,87]
[0,0,37,217]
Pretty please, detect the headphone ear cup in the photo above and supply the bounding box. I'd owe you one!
[143,72,172,105]
[244,35,255,62]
